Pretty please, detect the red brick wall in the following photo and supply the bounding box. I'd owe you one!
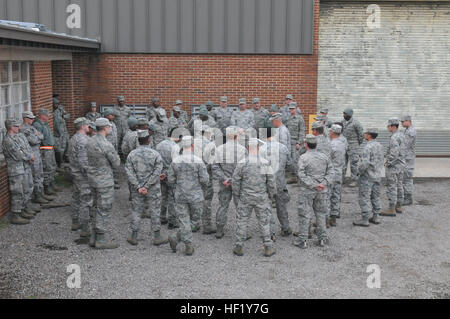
[0,61,54,218]
[84,1,320,127]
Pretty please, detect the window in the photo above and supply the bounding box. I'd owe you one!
[0,61,31,157]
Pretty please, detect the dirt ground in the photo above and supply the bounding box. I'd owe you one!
[0,171,449,299]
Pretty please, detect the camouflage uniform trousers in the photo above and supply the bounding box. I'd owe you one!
[41,149,57,187]
[31,149,44,194]
[235,199,273,248]
[344,148,361,182]
[71,172,93,222]
[8,169,33,213]
[92,186,115,234]
[130,186,162,233]
[202,172,214,227]
[330,180,343,218]
[386,167,404,207]
[294,191,329,243]
[173,202,203,244]
[403,158,415,197]
[54,134,68,154]
[216,184,239,228]
[359,177,381,219]
[274,189,291,232]
[160,181,177,225]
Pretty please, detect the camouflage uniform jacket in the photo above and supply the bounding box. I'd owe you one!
[212,141,248,184]
[2,133,33,176]
[230,110,255,130]
[358,140,384,182]
[125,145,163,191]
[297,149,334,195]
[385,130,406,172]
[68,132,90,176]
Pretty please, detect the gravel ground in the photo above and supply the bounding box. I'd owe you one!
[0,169,449,299]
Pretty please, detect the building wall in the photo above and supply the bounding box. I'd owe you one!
[0,61,53,218]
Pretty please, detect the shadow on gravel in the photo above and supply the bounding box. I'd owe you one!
[37,244,68,251]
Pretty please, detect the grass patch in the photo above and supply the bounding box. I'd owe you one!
[0,218,9,230]
[54,173,72,188]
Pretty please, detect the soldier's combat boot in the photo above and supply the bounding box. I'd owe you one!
[294,240,307,249]
[380,205,396,217]
[41,192,55,201]
[403,195,413,206]
[20,210,34,220]
[10,213,30,225]
[184,243,194,256]
[329,216,337,227]
[395,203,403,214]
[29,203,41,213]
[264,246,276,257]
[75,221,90,245]
[24,204,36,216]
[71,218,81,231]
[202,224,217,235]
[369,214,380,225]
[152,231,169,246]
[233,245,244,256]
[280,228,293,237]
[44,185,56,196]
[127,231,138,246]
[95,233,119,250]
[353,217,370,227]
[215,226,225,239]
[33,192,49,204]
[168,235,178,252]
[191,224,200,233]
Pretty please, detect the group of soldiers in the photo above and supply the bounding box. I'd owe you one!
[2,94,416,257]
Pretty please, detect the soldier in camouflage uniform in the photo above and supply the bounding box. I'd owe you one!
[147,98,163,122]
[232,138,277,257]
[315,114,330,140]
[260,127,293,237]
[280,94,294,123]
[380,118,406,217]
[286,102,306,161]
[294,135,333,249]
[168,106,188,132]
[193,125,217,234]
[188,105,217,136]
[121,117,138,159]
[156,129,182,229]
[103,109,120,189]
[33,109,58,196]
[212,96,233,136]
[319,108,333,129]
[271,113,291,153]
[212,127,248,238]
[252,98,269,132]
[354,128,384,227]
[86,118,121,249]
[167,136,209,256]
[52,97,70,170]
[174,100,189,123]
[263,104,279,129]
[3,119,35,224]
[328,125,346,227]
[312,121,332,159]
[400,115,416,206]
[231,99,255,130]
[342,108,365,187]
[68,118,93,243]
[85,102,102,122]
[20,111,53,205]
[150,108,169,149]
[125,130,168,246]
[113,96,132,154]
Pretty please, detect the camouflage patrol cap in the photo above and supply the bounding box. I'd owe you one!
[90,102,97,108]
[330,124,342,134]
[152,97,160,103]
[137,118,148,126]
[288,102,298,109]
[52,97,60,104]
[199,105,209,116]
[94,118,110,127]
[401,115,412,122]
[285,94,294,100]
[365,128,378,135]
[343,108,354,116]
[5,119,20,128]
[269,104,279,112]
[252,98,260,104]
[88,121,96,130]
[304,134,317,144]
[103,108,115,117]
[270,113,283,121]
[239,98,246,105]
[180,136,193,148]
[220,96,228,102]
[314,114,326,121]
[38,108,50,116]
[74,117,88,126]
[388,118,400,126]
[175,99,183,105]
[312,121,324,129]
[148,123,157,132]
[127,117,138,129]
[137,130,149,138]
[320,108,329,114]
[205,101,214,107]
[22,111,36,119]
[117,96,125,102]
[173,106,182,112]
